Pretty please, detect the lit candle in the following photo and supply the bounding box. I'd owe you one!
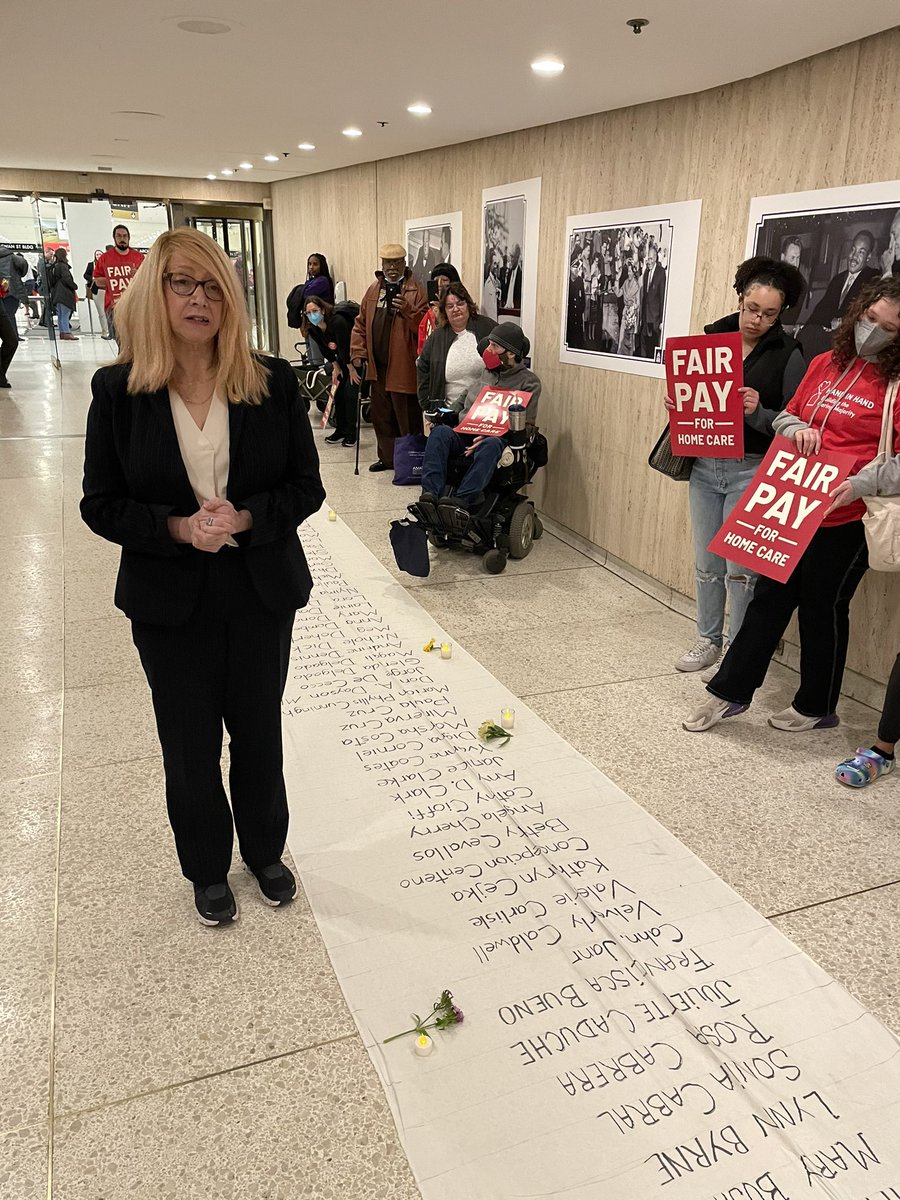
[328,509,337,522]
[501,707,515,730]
[440,643,452,659]
[414,1033,434,1057]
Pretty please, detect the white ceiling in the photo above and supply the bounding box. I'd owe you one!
[6,1,897,185]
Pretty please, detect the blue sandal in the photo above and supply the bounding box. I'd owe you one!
[835,747,895,789]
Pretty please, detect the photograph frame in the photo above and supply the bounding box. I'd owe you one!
[480,177,542,345]
[745,180,900,359]
[404,210,462,291]
[559,199,702,379]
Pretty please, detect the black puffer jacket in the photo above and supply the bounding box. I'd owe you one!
[703,312,806,456]
[50,256,78,311]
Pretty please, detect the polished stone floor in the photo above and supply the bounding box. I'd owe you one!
[2,331,898,1198]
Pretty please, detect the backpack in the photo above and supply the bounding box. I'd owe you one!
[332,299,360,325]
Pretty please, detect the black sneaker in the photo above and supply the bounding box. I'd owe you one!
[369,460,391,473]
[324,431,343,444]
[249,861,297,907]
[193,882,238,926]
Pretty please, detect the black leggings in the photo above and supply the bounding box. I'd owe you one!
[877,654,900,745]
[707,521,869,717]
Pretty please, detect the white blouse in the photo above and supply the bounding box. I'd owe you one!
[444,329,484,408]
[169,389,237,546]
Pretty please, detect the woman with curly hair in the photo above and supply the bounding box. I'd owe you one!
[670,256,806,676]
[684,275,900,733]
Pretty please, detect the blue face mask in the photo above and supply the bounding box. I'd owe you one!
[307,311,324,326]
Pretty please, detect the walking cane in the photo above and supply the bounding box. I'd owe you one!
[354,363,368,477]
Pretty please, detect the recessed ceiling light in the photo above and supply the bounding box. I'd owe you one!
[342,127,363,138]
[263,154,279,163]
[531,57,565,76]
[297,142,316,151]
[220,168,234,175]
[239,161,253,170]
[206,173,216,180]
[176,19,231,34]
[407,103,432,116]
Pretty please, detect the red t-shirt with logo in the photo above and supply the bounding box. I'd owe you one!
[93,248,144,310]
[782,351,900,525]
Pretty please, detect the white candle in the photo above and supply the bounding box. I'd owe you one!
[501,707,515,730]
[440,643,452,659]
[328,509,337,522]
[414,1033,434,1056]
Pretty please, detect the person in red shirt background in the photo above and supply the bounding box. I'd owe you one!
[684,275,900,734]
[92,224,144,345]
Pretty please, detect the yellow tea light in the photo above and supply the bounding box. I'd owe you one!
[501,707,515,730]
[414,1033,434,1056]
[440,643,452,659]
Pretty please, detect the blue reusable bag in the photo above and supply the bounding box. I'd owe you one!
[392,434,428,486]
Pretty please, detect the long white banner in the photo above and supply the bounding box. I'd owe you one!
[284,512,900,1200]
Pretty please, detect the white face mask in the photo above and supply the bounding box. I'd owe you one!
[855,318,896,359]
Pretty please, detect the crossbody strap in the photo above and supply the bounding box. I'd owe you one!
[877,377,900,459]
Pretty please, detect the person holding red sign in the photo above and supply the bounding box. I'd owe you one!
[669,257,805,677]
[93,224,144,346]
[684,276,900,733]
[419,322,540,510]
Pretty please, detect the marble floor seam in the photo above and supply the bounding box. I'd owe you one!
[52,1032,360,1123]
[767,876,900,921]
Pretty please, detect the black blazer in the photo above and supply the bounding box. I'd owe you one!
[81,356,326,626]
[806,265,880,327]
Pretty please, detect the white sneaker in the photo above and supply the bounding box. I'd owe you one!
[683,696,749,732]
[700,640,730,684]
[767,705,839,732]
[675,637,721,673]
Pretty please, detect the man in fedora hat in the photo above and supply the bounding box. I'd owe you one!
[419,321,541,509]
[350,243,428,472]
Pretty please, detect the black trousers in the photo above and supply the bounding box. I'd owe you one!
[707,521,869,717]
[877,654,900,745]
[131,552,295,885]
[333,373,358,440]
[0,298,19,383]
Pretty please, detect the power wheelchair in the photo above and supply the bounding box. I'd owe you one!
[405,406,548,575]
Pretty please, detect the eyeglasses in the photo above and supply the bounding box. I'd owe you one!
[445,301,468,311]
[164,273,225,301]
[743,303,780,325]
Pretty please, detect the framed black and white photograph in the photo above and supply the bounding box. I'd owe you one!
[559,200,702,379]
[404,211,462,289]
[480,177,541,344]
[746,180,900,359]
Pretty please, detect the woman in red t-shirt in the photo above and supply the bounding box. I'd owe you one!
[684,275,900,734]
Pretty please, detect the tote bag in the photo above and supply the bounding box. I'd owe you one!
[862,378,900,571]
[648,426,693,482]
[392,434,428,486]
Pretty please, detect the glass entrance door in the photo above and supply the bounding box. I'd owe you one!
[177,211,272,352]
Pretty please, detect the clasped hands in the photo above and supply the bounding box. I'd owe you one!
[169,498,252,552]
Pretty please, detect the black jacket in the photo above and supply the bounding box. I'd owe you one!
[703,313,806,457]
[81,356,325,626]
[306,311,353,368]
[416,314,497,407]
[50,258,77,310]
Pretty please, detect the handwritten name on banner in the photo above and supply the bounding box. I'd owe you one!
[707,436,856,583]
[455,388,532,437]
[281,512,900,1199]
[665,333,744,459]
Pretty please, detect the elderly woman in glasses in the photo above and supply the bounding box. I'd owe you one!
[665,255,805,677]
[81,228,325,927]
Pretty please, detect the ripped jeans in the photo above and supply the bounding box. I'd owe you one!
[688,454,763,646]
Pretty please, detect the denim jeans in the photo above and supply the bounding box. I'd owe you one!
[421,425,505,504]
[57,304,72,334]
[688,455,763,646]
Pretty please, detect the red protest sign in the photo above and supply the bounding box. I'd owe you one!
[665,332,744,459]
[455,389,532,437]
[707,437,857,582]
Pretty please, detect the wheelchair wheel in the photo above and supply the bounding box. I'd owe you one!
[484,548,507,574]
[508,502,536,559]
[533,515,544,540]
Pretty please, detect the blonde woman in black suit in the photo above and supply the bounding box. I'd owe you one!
[81,228,325,926]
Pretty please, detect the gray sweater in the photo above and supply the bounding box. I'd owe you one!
[458,361,542,423]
